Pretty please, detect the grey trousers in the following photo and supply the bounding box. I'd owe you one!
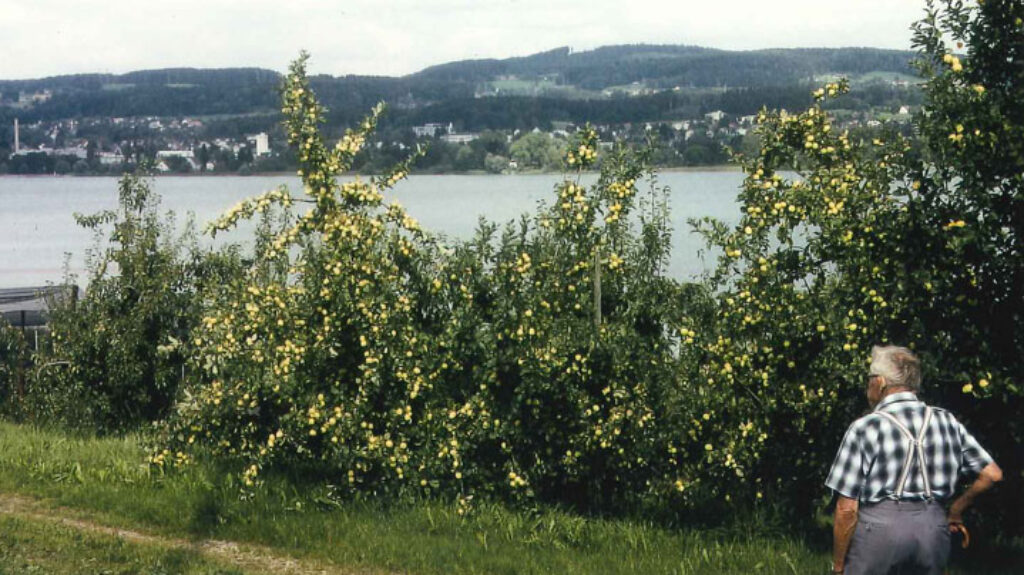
[846,500,951,575]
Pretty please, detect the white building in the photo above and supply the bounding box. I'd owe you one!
[412,123,450,138]
[705,110,726,123]
[247,132,270,156]
[156,150,194,159]
[441,133,478,145]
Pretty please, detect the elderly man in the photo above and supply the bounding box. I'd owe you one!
[826,345,1002,574]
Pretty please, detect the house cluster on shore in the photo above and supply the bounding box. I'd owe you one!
[3,100,915,175]
[4,115,272,174]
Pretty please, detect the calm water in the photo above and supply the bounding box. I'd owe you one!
[0,172,744,288]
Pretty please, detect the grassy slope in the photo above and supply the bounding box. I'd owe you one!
[0,422,1019,574]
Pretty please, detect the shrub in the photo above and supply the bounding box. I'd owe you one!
[24,172,204,432]
[161,56,694,517]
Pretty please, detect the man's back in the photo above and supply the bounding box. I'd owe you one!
[826,391,993,504]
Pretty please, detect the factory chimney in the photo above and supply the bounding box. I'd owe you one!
[13,118,19,154]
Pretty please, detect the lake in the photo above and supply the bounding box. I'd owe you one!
[0,171,745,288]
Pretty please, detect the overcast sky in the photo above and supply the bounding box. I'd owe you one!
[1,0,929,80]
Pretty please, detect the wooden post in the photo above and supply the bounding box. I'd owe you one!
[593,247,602,329]
[17,363,24,405]
[17,310,27,401]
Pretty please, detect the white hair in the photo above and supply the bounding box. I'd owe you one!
[869,345,922,392]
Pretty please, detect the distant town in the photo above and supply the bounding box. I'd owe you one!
[1,102,914,177]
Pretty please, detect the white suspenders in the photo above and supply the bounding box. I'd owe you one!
[876,406,934,501]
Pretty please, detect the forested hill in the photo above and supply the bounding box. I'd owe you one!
[0,45,919,128]
[412,45,916,88]
[0,68,284,120]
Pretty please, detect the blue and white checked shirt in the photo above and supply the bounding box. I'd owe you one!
[825,392,993,503]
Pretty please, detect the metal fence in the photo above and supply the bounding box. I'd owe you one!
[0,285,78,351]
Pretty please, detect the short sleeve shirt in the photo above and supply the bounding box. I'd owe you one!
[825,392,994,503]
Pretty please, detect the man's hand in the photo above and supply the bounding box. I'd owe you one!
[948,520,970,548]
[946,461,1000,550]
[832,495,859,573]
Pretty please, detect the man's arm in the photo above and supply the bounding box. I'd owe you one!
[948,461,1002,525]
[832,495,859,573]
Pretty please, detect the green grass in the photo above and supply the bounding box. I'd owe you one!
[485,78,601,100]
[601,82,654,96]
[851,71,922,86]
[0,514,247,575]
[490,78,559,93]
[813,71,922,87]
[0,421,1019,574]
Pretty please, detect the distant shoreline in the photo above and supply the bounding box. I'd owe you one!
[0,164,743,179]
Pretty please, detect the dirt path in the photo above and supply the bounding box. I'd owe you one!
[0,493,386,575]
